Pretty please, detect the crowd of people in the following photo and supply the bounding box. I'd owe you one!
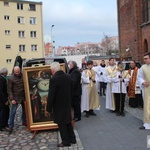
[0,52,150,147]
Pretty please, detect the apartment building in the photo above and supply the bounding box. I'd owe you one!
[0,0,44,74]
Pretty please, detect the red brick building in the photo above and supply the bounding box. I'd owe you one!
[117,0,150,62]
[44,43,53,56]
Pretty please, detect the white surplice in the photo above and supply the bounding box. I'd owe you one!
[104,65,117,110]
[81,71,90,112]
[92,66,101,92]
[137,64,150,129]
[81,70,100,112]
[111,70,130,93]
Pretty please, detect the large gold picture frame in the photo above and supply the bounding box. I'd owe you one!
[23,64,66,131]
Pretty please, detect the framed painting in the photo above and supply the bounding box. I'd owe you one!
[23,64,66,131]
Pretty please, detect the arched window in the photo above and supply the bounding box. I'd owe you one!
[144,39,148,53]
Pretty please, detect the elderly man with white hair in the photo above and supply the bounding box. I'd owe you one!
[47,62,76,147]
[0,68,9,132]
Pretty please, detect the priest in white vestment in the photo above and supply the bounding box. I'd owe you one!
[81,60,100,117]
[104,58,117,111]
[137,52,150,130]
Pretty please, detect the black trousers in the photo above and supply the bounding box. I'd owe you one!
[114,93,125,113]
[0,105,9,129]
[58,122,76,145]
[100,82,106,95]
[72,96,81,119]
[129,94,143,108]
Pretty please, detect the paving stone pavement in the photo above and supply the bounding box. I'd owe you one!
[124,97,143,121]
[0,97,144,150]
[0,105,58,150]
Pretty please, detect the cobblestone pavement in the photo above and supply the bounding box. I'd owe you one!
[58,129,84,150]
[0,105,58,150]
[0,97,144,150]
[124,97,143,121]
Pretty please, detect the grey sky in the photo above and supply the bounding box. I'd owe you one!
[26,0,118,48]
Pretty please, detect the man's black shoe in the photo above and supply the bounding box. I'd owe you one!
[139,126,145,130]
[103,93,106,96]
[116,112,120,116]
[110,110,115,113]
[73,118,81,122]
[120,112,125,116]
[70,140,77,144]
[89,110,97,116]
[85,113,90,118]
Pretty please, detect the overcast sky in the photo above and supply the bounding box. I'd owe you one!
[26,0,118,48]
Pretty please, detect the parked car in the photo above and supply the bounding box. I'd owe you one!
[115,61,142,70]
[23,57,69,73]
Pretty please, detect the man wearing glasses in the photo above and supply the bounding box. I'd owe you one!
[137,52,150,130]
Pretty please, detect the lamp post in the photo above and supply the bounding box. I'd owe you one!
[51,25,54,56]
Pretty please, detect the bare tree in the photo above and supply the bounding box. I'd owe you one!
[101,34,112,56]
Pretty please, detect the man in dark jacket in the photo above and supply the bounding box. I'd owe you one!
[68,61,82,122]
[0,68,9,131]
[6,66,26,132]
[47,62,76,147]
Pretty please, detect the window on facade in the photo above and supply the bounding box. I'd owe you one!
[30,17,36,24]
[18,17,25,24]
[5,30,10,35]
[4,2,9,6]
[4,15,10,20]
[19,45,26,52]
[17,3,23,10]
[6,59,12,63]
[6,45,11,49]
[31,45,37,51]
[30,31,36,38]
[143,0,150,22]
[18,31,25,38]
[29,4,36,11]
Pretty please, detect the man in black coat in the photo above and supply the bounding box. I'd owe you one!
[0,68,9,131]
[47,62,76,147]
[68,61,82,122]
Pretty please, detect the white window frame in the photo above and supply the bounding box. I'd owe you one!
[6,59,12,64]
[4,15,10,20]
[18,31,25,38]
[17,3,23,10]
[19,45,26,52]
[18,17,25,24]
[31,45,37,51]
[5,30,10,35]
[6,45,11,49]
[30,17,36,24]
[30,31,36,38]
